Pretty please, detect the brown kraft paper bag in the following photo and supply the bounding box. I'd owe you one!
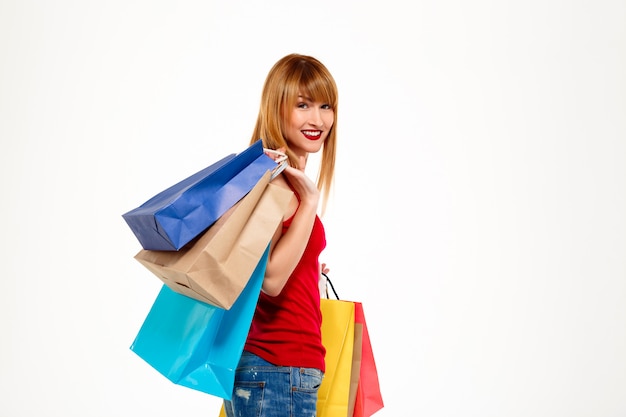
[134,171,293,309]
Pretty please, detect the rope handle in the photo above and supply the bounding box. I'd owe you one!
[264,148,289,180]
[322,272,340,300]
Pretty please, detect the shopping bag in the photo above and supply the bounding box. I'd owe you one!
[129,246,269,400]
[123,140,278,251]
[352,302,384,417]
[318,298,355,417]
[134,171,292,308]
[318,275,384,417]
[348,321,363,417]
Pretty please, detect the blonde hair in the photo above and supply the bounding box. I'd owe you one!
[250,53,338,213]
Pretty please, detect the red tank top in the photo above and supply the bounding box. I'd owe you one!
[244,206,327,371]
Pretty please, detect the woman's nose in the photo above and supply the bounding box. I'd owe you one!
[309,108,324,128]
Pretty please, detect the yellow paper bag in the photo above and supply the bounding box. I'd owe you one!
[317,299,356,417]
[135,171,293,309]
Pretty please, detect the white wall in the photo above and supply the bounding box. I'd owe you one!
[1,1,624,416]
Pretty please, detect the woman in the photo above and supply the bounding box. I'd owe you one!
[222,53,338,417]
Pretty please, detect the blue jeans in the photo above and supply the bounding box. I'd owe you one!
[223,351,324,417]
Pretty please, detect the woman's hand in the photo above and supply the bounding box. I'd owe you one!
[281,155,320,207]
[264,147,287,162]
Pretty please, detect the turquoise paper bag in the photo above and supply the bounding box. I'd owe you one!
[130,246,269,399]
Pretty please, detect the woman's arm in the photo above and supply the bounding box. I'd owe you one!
[261,165,320,296]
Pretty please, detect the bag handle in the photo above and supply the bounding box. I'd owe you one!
[321,272,340,300]
[264,148,288,180]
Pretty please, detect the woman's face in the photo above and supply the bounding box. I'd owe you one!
[283,93,334,160]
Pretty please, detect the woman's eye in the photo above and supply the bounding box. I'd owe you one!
[297,102,308,109]
[321,104,332,110]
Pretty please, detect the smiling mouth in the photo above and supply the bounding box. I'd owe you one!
[302,130,322,140]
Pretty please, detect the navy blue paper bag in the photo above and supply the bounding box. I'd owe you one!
[122,140,276,251]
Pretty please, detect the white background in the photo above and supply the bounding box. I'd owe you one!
[1,1,625,416]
